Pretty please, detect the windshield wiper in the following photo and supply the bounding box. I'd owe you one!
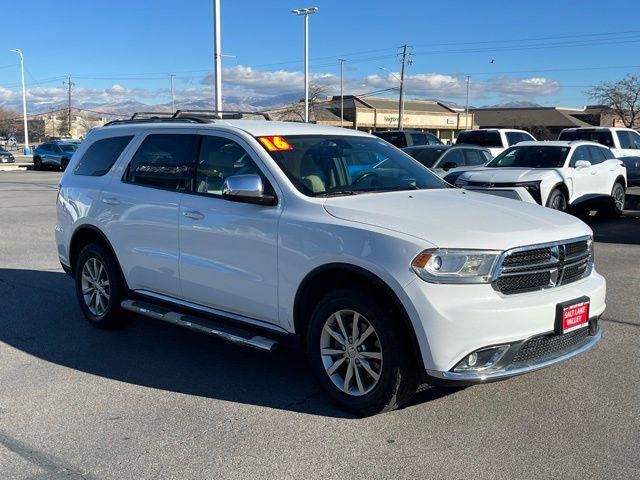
[316,190,361,197]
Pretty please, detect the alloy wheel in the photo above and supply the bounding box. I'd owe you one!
[550,192,567,211]
[320,309,383,396]
[81,257,110,317]
[613,184,625,212]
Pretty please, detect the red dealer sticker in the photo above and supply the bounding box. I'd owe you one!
[560,300,590,334]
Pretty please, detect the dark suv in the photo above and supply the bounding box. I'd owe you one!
[373,130,443,148]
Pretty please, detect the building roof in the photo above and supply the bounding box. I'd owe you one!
[471,107,593,128]
[326,95,456,113]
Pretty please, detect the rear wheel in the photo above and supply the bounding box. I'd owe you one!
[546,188,567,211]
[307,288,418,416]
[75,243,130,329]
[600,182,625,218]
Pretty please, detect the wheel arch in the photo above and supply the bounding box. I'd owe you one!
[293,263,424,369]
[614,175,626,189]
[68,224,128,288]
[549,181,570,204]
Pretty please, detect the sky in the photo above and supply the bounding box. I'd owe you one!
[1,0,640,113]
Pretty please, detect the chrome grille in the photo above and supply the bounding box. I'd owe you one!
[494,237,592,294]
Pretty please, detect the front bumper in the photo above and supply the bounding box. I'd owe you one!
[427,322,601,382]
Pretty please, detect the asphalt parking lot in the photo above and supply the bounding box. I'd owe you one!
[0,170,639,480]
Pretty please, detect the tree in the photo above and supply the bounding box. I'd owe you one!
[270,83,328,122]
[587,74,640,128]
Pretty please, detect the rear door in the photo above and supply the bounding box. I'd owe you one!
[103,130,199,297]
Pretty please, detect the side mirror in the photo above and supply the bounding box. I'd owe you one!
[574,160,592,169]
[222,174,276,205]
[441,161,459,171]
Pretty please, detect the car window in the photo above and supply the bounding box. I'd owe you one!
[482,150,494,162]
[375,132,407,148]
[617,131,633,149]
[463,149,487,166]
[410,133,428,145]
[456,131,502,147]
[259,135,445,196]
[406,147,448,168]
[488,146,570,168]
[125,134,199,190]
[39,144,50,152]
[558,129,615,148]
[569,146,591,167]
[587,146,606,165]
[439,149,465,167]
[629,131,640,149]
[195,136,262,196]
[59,144,77,153]
[600,147,615,160]
[74,136,133,176]
[506,132,524,146]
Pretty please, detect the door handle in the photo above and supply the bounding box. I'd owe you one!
[182,210,204,220]
[102,197,120,205]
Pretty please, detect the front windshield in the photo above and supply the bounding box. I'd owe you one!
[260,135,446,196]
[59,144,78,152]
[405,147,448,168]
[487,145,570,168]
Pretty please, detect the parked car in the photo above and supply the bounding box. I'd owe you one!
[33,142,78,170]
[373,130,443,148]
[0,147,15,163]
[403,145,492,183]
[558,127,640,157]
[56,118,605,415]
[456,141,627,216]
[620,156,640,186]
[455,128,536,157]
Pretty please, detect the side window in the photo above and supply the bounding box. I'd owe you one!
[505,132,519,146]
[587,146,606,164]
[630,131,640,149]
[482,150,494,162]
[378,132,407,148]
[464,149,486,166]
[570,146,591,167]
[195,136,261,196]
[441,149,465,167]
[74,136,133,176]
[600,147,615,160]
[125,134,199,190]
[410,133,428,145]
[40,144,50,152]
[617,131,633,149]
[52,144,62,153]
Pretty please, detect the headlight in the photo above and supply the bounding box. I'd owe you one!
[411,249,501,284]
[514,181,542,204]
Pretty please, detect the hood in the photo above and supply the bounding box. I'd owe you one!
[323,188,590,251]
[460,167,561,183]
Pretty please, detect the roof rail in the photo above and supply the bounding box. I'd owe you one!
[173,109,269,120]
[130,111,174,120]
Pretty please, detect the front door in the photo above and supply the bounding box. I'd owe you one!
[178,132,281,325]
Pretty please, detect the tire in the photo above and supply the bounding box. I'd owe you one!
[60,158,69,171]
[307,288,418,416]
[33,156,42,170]
[600,182,625,218]
[546,188,568,211]
[75,243,130,329]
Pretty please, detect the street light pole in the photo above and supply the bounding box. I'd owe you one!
[169,74,176,113]
[291,7,318,123]
[213,0,222,116]
[465,75,471,130]
[339,58,345,128]
[9,49,29,154]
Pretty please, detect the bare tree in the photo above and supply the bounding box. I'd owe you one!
[587,74,640,128]
[270,83,328,122]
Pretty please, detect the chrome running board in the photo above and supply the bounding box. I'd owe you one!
[121,299,278,352]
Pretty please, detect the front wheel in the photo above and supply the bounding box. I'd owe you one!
[307,288,418,416]
[546,188,567,211]
[60,157,69,171]
[33,156,42,170]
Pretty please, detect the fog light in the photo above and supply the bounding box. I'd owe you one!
[454,345,510,372]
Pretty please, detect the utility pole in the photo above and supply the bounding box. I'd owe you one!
[213,0,222,116]
[9,49,29,154]
[339,58,346,128]
[169,74,176,113]
[292,7,318,123]
[465,75,471,130]
[397,44,412,131]
[63,76,74,135]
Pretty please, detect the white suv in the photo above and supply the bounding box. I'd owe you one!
[456,141,627,216]
[559,127,640,157]
[455,128,536,157]
[56,115,605,415]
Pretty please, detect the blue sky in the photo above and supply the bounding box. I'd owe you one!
[1,0,640,112]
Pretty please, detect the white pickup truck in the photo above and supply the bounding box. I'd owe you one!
[559,127,640,157]
[456,128,536,157]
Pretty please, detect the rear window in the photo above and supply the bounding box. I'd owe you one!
[456,131,502,147]
[558,130,615,148]
[409,132,443,146]
[74,136,133,176]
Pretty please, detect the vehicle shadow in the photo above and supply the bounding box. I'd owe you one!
[582,193,640,246]
[0,268,459,418]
